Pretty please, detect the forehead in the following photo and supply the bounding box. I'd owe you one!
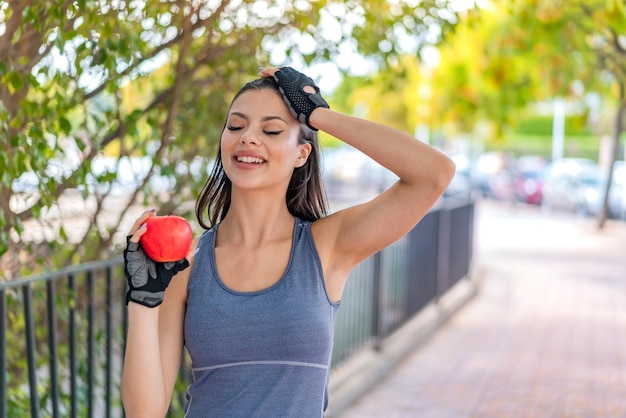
[229,88,289,118]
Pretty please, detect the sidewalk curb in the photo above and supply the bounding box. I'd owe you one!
[326,266,485,418]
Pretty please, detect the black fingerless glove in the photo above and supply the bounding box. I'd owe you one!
[123,236,190,308]
[272,67,329,131]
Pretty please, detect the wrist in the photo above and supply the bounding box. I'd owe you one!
[127,300,161,316]
[308,107,330,131]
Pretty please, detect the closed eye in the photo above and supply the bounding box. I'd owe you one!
[264,130,282,135]
[226,125,242,131]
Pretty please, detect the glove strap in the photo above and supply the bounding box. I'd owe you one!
[126,289,165,308]
[305,92,329,130]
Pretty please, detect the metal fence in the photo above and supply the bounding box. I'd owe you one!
[1,199,474,417]
[1,258,128,418]
[331,198,474,366]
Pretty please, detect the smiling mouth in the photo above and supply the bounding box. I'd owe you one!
[236,156,265,164]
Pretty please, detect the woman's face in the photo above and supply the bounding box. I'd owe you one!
[220,88,311,191]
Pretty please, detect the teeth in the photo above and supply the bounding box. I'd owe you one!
[237,156,264,164]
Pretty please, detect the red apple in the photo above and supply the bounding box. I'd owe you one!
[140,215,193,262]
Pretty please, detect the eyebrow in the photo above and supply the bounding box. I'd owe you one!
[229,112,287,123]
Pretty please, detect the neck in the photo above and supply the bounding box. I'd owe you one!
[218,190,294,248]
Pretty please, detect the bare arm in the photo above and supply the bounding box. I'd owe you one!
[258,65,454,300]
[120,212,194,417]
[121,277,187,417]
[310,108,455,300]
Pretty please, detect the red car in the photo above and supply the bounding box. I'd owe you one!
[514,156,547,205]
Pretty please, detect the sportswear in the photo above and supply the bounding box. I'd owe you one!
[183,217,340,417]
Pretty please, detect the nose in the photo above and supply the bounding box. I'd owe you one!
[239,128,260,145]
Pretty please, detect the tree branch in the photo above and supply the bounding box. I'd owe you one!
[83,0,231,101]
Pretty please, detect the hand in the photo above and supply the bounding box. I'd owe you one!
[123,210,190,308]
[260,66,329,131]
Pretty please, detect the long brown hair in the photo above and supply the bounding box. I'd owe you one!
[195,77,328,229]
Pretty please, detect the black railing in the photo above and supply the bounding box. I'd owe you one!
[331,198,474,366]
[2,259,128,418]
[2,199,474,417]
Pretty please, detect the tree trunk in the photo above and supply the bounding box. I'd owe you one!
[597,80,625,230]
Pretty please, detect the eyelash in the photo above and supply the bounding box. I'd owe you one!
[226,125,282,135]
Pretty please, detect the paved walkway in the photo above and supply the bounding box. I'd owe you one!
[337,200,626,418]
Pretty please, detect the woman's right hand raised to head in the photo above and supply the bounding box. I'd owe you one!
[259,66,329,131]
[123,209,190,308]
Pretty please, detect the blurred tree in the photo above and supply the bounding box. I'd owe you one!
[431,6,546,138]
[331,56,421,135]
[0,0,464,278]
[413,0,623,228]
[501,0,625,228]
[421,1,623,136]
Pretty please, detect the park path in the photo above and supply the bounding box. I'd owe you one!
[338,200,626,418]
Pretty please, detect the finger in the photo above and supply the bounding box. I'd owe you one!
[258,66,280,77]
[128,209,156,235]
[128,223,147,244]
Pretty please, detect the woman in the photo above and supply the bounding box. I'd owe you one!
[121,67,455,417]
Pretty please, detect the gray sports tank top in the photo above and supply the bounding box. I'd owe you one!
[183,217,340,417]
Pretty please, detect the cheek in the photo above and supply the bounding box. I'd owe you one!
[219,140,233,169]
[219,132,235,153]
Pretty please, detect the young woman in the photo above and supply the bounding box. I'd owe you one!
[121,67,455,417]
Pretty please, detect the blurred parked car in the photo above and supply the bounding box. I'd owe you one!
[580,160,626,218]
[513,156,547,205]
[470,151,516,201]
[541,158,625,218]
[541,158,596,213]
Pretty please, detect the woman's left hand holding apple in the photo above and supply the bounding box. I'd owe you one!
[123,210,190,308]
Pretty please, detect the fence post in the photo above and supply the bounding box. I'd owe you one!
[0,289,6,418]
[371,250,384,350]
[87,271,95,418]
[23,285,40,418]
[106,267,114,418]
[436,206,451,299]
[46,280,60,417]
[69,273,78,418]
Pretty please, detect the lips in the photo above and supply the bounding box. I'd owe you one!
[233,151,267,165]
[236,155,265,164]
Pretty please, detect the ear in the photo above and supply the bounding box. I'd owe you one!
[295,142,312,168]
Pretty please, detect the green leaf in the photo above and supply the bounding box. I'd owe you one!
[13,218,24,235]
[59,117,72,134]
[2,72,24,94]
[59,226,68,241]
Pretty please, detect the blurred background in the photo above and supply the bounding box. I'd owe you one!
[2,1,625,416]
[3,0,625,279]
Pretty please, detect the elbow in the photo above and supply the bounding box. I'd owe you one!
[434,155,456,194]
